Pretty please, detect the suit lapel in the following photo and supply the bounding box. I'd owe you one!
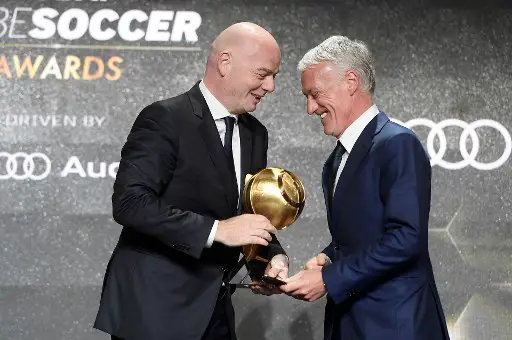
[322,148,335,223]
[335,126,374,195]
[331,112,390,226]
[187,82,238,212]
[238,116,253,214]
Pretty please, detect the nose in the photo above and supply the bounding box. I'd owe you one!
[307,96,318,115]
[261,75,275,93]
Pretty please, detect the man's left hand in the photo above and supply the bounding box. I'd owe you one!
[251,254,289,296]
[279,268,327,302]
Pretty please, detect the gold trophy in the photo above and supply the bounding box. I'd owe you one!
[242,167,306,286]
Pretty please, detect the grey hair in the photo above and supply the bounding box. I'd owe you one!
[297,35,376,94]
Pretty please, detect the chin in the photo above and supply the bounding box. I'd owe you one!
[245,104,257,113]
[324,128,336,137]
[322,123,332,135]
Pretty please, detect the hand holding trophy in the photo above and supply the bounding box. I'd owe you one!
[242,167,306,286]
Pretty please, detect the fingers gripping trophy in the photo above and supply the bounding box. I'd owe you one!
[242,167,306,286]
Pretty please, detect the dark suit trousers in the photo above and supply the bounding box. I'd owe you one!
[111,285,235,340]
[201,285,235,340]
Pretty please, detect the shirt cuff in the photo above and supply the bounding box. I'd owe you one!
[205,220,218,248]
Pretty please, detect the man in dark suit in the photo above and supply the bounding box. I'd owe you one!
[280,36,450,340]
[93,22,288,340]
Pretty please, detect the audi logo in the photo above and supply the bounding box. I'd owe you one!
[391,118,511,170]
[0,152,52,180]
[0,118,509,180]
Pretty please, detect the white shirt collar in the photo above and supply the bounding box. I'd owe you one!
[198,80,237,122]
[338,104,379,153]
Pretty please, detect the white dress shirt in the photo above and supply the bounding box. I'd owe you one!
[198,80,241,247]
[333,104,380,193]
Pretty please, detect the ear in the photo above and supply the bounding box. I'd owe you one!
[218,51,231,77]
[346,70,359,96]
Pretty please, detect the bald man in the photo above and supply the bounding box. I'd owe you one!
[93,22,288,340]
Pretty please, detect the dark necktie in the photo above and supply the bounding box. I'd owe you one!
[223,116,236,174]
[328,140,346,202]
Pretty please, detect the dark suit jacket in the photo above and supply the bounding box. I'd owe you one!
[93,82,285,340]
[321,112,450,340]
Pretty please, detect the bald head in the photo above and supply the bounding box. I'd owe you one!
[210,22,279,57]
[203,22,281,115]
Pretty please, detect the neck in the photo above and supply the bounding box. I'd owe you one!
[351,96,373,121]
[202,76,239,115]
[337,94,373,138]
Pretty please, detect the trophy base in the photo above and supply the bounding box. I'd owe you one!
[260,274,286,286]
[244,253,287,287]
[233,274,286,288]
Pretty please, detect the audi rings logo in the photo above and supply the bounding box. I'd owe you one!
[0,152,52,180]
[391,118,511,170]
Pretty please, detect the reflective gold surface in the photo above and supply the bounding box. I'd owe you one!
[242,167,306,261]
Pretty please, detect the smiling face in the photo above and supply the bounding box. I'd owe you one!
[222,39,281,114]
[301,62,355,138]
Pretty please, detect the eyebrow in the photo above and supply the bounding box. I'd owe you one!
[257,67,279,75]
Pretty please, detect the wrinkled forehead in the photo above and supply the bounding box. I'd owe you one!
[301,63,337,93]
[300,67,321,93]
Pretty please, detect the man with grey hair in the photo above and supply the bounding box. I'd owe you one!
[280,35,450,340]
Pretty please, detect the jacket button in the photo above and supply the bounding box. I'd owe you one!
[220,266,226,272]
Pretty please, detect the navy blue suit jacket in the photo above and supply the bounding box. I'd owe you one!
[320,112,450,340]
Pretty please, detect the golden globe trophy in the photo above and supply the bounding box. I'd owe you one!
[242,167,306,286]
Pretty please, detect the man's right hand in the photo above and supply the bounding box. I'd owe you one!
[214,214,277,247]
[304,253,331,270]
